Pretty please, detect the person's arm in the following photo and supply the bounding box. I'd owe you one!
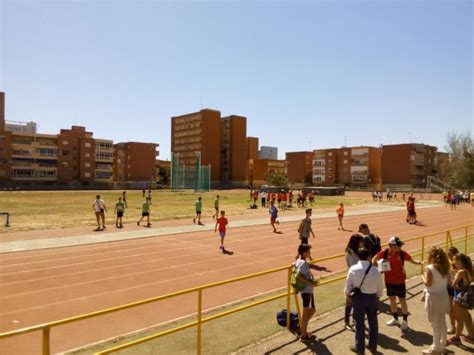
[451,270,464,288]
[406,252,423,265]
[371,254,379,266]
[376,272,384,299]
[309,226,315,239]
[422,267,433,287]
[103,203,107,213]
[114,205,117,214]
[344,269,354,302]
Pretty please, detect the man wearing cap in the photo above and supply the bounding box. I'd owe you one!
[372,236,423,331]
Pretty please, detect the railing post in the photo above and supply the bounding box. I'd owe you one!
[420,235,425,274]
[42,326,50,355]
[465,226,468,254]
[197,290,202,355]
[287,267,291,330]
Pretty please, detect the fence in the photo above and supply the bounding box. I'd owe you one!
[0,225,472,355]
[171,152,211,192]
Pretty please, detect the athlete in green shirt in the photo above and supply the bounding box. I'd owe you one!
[137,197,152,227]
[193,197,203,225]
[114,197,126,228]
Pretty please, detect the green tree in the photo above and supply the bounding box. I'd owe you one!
[442,132,474,189]
[265,169,288,187]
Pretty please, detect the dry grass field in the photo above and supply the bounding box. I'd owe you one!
[0,189,370,233]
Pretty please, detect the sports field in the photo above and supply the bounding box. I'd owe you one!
[0,189,372,233]
[0,194,471,354]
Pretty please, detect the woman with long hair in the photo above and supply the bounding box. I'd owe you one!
[421,247,451,354]
[344,234,364,329]
[448,253,474,345]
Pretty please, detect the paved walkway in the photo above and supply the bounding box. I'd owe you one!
[0,204,440,253]
[234,276,474,355]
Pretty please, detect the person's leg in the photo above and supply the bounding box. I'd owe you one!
[271,221,276,232]
[137,216,143,225]
[220,236,224,250]
[352,298,366,352]
[116,216,119,227]
[366,295,379,351]
[453,303,464,339]
[147,214,150,226]
[448,296,456,333]
[389,295,398,313]
[399,297,408,315]
[101,212,105,228]
[344,301,352,325]
[465,308,474,337]
[95,212,101,229]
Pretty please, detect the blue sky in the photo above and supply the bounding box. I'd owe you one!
[1,0,472,159]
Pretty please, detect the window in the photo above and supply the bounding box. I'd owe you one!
[85,142,91,148]
[61,162,69,168]
[85,153,90,158]
[344,159,348,164]
[61,150,69,156]
[0,135,5,142]
[84,172,91,178]
[344,151,348,156]
[85,162,90,168]
[62,140,69,145]
[328,152,332,156]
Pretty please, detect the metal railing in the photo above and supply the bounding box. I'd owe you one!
[0,224,472,355]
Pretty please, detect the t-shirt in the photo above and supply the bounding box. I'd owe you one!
[261,191,267,198]
[142,202,150,213]
[216,217,228,232]
[376,249,412,284]
[115,202,125,212]
[195,200,202,211]
[269,205,278,219]
[93,199,105,212]
[299,217,311,239]
[336,206,344,216]
[407,200,415,212]
[294,258,314,294]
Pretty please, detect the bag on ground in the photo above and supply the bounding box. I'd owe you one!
[276,309,299,331]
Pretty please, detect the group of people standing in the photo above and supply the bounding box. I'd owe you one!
[92,192,152,231]
[293,219,473,354]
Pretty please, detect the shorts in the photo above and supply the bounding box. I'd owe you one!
[300,237,309,245]
[386,283,406,298]
[271,218,277,223]
[117,211,124,218]
[219,231,226,238]
[196,210,202,215]
[301,293,315,308]
[408,210,416,216]
[142,212,150,217]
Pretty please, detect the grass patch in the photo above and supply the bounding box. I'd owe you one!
[0,190,366,233]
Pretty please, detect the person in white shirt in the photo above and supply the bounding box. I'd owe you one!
[344,248,384,354]
[261,190,267,208]
[92,195,107,231]
[421,247,450,354]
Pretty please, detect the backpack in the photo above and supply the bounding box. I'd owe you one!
[290,264,306,292]
[276,309,300,331]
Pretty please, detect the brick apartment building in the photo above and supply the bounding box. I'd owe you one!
[247,137,259,160]
[249,159,287,186]
[114,142,159,185]
[286,151,314,184]
[381,143,439,187]
[171,109,221,182]
[0,92,12,181]
[221,115,247,187]
[312,146,382,188]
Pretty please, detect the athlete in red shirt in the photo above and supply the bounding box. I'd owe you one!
[215,210,229,253]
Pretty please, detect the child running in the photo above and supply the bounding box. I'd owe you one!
[269,200,280,233]
[137,197,152,227]
[336,203,345,231]
[114,197,126,228]
[215,210,229,253]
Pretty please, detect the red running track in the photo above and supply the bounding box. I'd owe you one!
[0,205,472,354]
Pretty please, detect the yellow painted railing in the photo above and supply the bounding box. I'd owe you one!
[0,224,472,355]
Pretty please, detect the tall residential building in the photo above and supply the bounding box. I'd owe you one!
[171,109,221,182]
[0,93,13,181]
[94,138,114,184]
[114,142,159,184]
[286,151,314,184]
[381,143,438,187]
[221,115,247,187]
[247,137,259,160]
[259,146,278,160]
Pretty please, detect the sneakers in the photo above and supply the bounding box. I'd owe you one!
[344,322,353,331]
[447,336,461,345]
[386,318,400,326]
[400,320,408,331]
